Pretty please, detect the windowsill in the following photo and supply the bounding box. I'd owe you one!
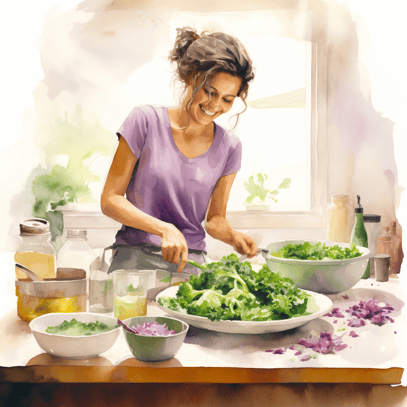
[58,204,326,230]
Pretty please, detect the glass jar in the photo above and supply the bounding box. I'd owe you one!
[327,194,352,243]
[376,228,392,257]
[113,270,148,319]
[14,218,56,281]
[58,229,96,311]
[89,268,113,313]
[57,229,96,278]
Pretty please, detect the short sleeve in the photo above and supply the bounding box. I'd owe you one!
[221,135,242,177]
[116,106,149,159]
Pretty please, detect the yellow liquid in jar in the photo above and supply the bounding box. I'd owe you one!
[15,286,86,322]
[114,295,147,320]
[15,251,56,280]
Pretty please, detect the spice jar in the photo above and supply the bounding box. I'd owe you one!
[376,227,392,258]
[363,214,381,275]
[327,194,352,243]
[15,218,56,281]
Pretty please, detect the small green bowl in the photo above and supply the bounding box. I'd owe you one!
[122,316,189,362]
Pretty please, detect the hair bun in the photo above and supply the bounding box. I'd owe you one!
[169,27,200,63]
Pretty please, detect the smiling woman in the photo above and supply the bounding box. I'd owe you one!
[100,26,258,276]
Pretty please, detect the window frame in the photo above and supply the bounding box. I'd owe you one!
[226,34,328,230]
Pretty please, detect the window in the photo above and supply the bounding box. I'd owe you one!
[60,6,328,230]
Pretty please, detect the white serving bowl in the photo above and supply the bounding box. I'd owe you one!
[29,312,120,359]
[263,240,370,294]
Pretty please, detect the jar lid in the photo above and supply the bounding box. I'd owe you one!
[19,218,50,235]
[332,194,349,202]
[66,229,87,239]
[377,235,391,241]
[363,214,381,223]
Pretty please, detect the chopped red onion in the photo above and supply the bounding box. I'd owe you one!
[325,299,395,327]
[118,319,176,336]
[298,332,347,354]
[349,331,359,338]
[266,348,286,354]
[345,299,394,326]
[347,318,366,328]
[324,308,345,318]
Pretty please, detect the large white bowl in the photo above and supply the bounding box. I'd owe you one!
[263,240,370,294]
[29,312,120,359]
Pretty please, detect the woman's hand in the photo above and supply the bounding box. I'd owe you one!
[230,231,258,258]
[161,223,189,273]
[205,173,258,258]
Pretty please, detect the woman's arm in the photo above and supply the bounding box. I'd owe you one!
[101,136,189,272]
[205,173,258,257]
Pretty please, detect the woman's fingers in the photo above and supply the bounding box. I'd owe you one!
[161,224,188,270]
[232,232,258,257]
[177,251,188,273]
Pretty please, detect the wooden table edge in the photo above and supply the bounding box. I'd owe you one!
[0,366,403,384]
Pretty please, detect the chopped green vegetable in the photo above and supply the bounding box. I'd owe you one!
[45,318,119,336]
[158,254,311,322]
[126,283,144,295]
[271,242,362,260]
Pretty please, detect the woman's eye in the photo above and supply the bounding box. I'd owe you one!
[223,98,233,104]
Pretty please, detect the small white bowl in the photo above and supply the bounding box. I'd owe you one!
[29,312,120,359]
[263,240,371,294]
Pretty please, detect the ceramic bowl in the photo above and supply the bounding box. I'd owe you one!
[263,240,370,294]
[122,316,189,362]
[29,312,120,359]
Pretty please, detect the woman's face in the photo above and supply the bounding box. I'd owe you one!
[184,72,242,126]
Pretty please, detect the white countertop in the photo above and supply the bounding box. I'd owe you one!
[1,251,406,384]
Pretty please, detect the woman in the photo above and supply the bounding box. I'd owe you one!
[101,27,258,277]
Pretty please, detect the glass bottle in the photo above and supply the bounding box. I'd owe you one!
[57,229,96,309]
[351,195,369,279]
[14,218,56,280]
[363,214,381,275]
[389,221,403,274]
[327,194,352,243]
[89,248,113,313]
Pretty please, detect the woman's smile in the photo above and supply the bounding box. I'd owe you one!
[199,105,217,116]
[184,72,242,126]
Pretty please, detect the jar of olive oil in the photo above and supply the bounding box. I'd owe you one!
[15,218,59,321]
[15,218,56,280]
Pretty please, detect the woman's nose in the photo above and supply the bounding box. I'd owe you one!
[207,95,221,110]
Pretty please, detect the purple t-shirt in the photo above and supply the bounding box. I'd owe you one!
[114,105,242,252]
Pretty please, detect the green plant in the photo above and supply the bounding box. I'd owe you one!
[243,172,291,205]
[30,104,116,240]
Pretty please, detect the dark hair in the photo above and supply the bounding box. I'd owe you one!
[169,27,255,128]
